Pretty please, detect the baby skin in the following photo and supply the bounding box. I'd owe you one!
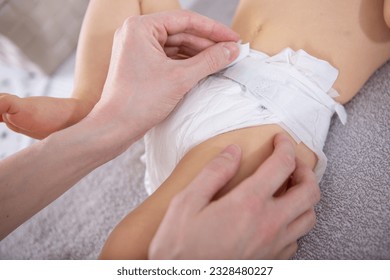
[98,0,390,259]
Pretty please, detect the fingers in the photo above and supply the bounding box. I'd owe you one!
[277,158,320,223]
[164,45,200,59]
[175,145,242,214]
[117,11,240,91]
[165,33,215,53]
[154,10,240,43]
[286,208,317,246]
[276,242,299,260]
[180,42,239,86]
[164,33,216,59]
[290,158,317,187]
[237,133,296,198]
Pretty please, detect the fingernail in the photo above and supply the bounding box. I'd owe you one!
[221,144,241,161]
[223,42,239,60]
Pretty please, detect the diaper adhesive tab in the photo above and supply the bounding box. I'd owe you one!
[225,43,250,68]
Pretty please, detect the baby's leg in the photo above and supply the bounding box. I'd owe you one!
[99,125,316,259]
[73,0,181,104]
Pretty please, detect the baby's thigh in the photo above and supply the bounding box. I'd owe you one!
[167,124,317,198]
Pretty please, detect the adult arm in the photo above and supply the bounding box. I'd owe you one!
[0,115,131,241]
[0,10,239,240]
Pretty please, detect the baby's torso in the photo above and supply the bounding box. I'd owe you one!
[232,0,390,103]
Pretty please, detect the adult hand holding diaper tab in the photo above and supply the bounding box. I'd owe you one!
[226,42,250,68]
[90,10,241,140]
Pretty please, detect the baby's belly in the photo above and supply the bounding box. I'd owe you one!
[232,0,390,103]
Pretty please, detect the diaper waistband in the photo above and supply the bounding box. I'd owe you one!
[248,49,338,93]
[223,48,347,125]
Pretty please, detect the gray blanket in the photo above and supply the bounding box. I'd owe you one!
[0,0,389,259]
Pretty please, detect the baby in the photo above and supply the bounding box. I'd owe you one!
[2,0,390,259]
[99,0,390,259]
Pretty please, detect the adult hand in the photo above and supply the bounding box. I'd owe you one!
[89,10,240,141]
[149,133,320,260]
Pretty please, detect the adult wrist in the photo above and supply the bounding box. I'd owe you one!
[79,108,143,159]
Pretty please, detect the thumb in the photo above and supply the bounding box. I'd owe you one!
[179,144,242,213]
[183,42,239,85]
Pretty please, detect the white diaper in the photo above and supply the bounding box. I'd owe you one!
[143,48,347,195]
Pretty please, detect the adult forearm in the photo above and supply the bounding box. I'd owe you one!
[0,117,136,240]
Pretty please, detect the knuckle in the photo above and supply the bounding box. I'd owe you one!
[276,152,296,174]
[123,16,147,37]
[283,154,296,173]
[205,156,233,183]
[123,16,138,29]
[117,16,141,43]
